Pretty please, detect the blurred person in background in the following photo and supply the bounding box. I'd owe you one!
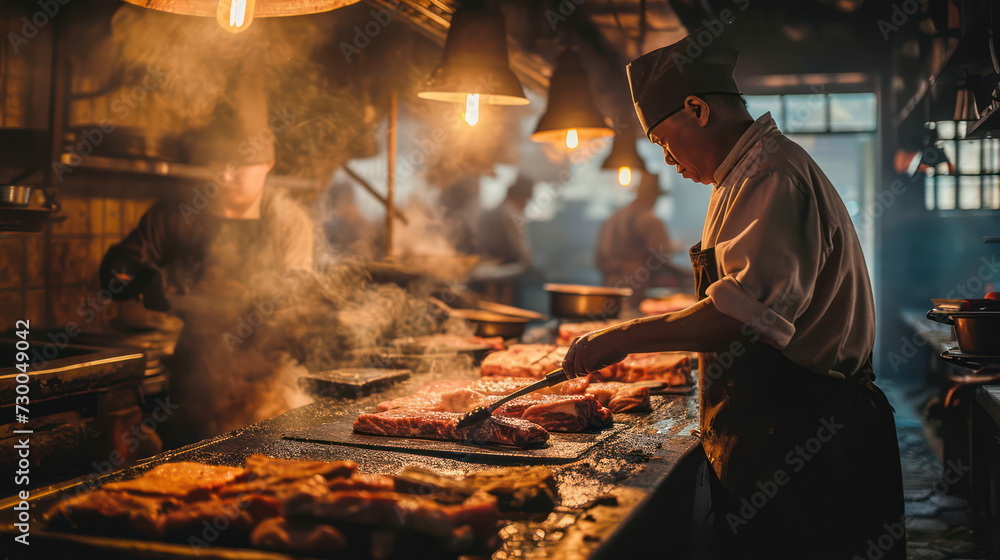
[478,174,535,268]
[100,104,314,447]
[595,171,674,302]
[474,175,536,305]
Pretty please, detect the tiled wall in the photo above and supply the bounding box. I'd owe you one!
[0,196,156,331]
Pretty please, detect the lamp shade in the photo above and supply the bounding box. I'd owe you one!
[417,8,529,106]
[121,0,359,17]
[954,77,980,122]
[601,133,647,173]
[531,50,614,144]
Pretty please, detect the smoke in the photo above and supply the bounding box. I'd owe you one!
[100,3,536,442]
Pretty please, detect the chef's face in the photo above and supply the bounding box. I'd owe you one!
[648,97,713,185]
[212,161,273,211]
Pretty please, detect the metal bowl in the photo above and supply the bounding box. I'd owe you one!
[0,185,33,207]
[458,310,530,339]
[544,283,633,320]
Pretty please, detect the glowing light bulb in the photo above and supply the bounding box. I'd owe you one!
[217,0,255,34]
[618,166,632,186]
[464,93,480,126]
[565,129,579,149]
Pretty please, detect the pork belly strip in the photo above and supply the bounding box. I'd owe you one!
[353,410,549,447]
[494,394,613,432]
[101,462,243,497]
[585,382,651,412]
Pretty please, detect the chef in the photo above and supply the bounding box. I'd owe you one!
[562,35,904,559]
[478,175,535,268]
[99,110,314,445]
[594,171,673,300]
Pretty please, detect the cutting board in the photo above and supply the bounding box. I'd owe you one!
[283,420,627,464]
[298,368,411,399]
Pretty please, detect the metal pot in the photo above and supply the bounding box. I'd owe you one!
[926,309,1000,356]
[0,185,32,207]
[459,310,530,339]
[544,283,633,320]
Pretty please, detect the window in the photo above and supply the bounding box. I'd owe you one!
[745,92,878,276]
[923,121,1000,211]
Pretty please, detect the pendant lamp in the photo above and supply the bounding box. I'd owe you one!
[121,0,359,33]
[417,7,529,110]
[601,132,647,186]
[954,72,981,122]
[531,49,613,148]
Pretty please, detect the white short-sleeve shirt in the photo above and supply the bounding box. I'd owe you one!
[703,113,875,378]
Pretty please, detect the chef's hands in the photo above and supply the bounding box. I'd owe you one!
[561,327,629,378]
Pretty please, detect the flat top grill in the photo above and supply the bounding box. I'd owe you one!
[1,367,701,559]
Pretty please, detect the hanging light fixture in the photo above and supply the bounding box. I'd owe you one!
[954,72,981,122]
[601,131,647,186]
[417,6,529,127]
[121,0,359,34]
[531,49,614,148]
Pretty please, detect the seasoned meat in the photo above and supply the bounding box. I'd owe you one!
[353,410,549,447]
[102,462,243,497]
[378,388,487,414]
[241,455,356,482]
[495,394,613,431]
[585,382,651,412]
[479,344,567,378]
[393,466,558,512]
[468,377,536,395]
[599,352,692,385]
[377,393,445,412]
[327,473,396,492]
[251,517,347,553]
[556,320,623,346]
[45,490,176,538]
[283,488,499,541]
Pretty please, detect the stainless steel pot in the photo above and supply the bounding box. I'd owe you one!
[926,309,1000,356]
[0,185,32,207]
[544,283,633,319]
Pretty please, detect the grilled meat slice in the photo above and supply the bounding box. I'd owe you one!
[378,388,487,414]
[251,517,347,553]
[45,490,176,538]
[241,455,356,483]
[283,487,499,541]
[494,394,613,431]
[585,382,652,412]
[101,462,243,498]
[353,410,549,447]
[479,344,567,378]
[597,352,692,385]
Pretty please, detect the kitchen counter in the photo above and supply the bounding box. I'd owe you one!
[0,368,703,559]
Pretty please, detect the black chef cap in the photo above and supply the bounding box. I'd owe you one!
[627,33,741,139]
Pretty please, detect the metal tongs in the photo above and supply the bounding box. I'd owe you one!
[456,368,570,429]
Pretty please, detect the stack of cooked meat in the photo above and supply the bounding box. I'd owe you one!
[46,456,555,556]
[353,374,651,446]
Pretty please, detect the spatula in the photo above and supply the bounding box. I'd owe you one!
[456,368,570,429]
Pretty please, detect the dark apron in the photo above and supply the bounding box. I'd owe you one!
[690,242,905,559]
